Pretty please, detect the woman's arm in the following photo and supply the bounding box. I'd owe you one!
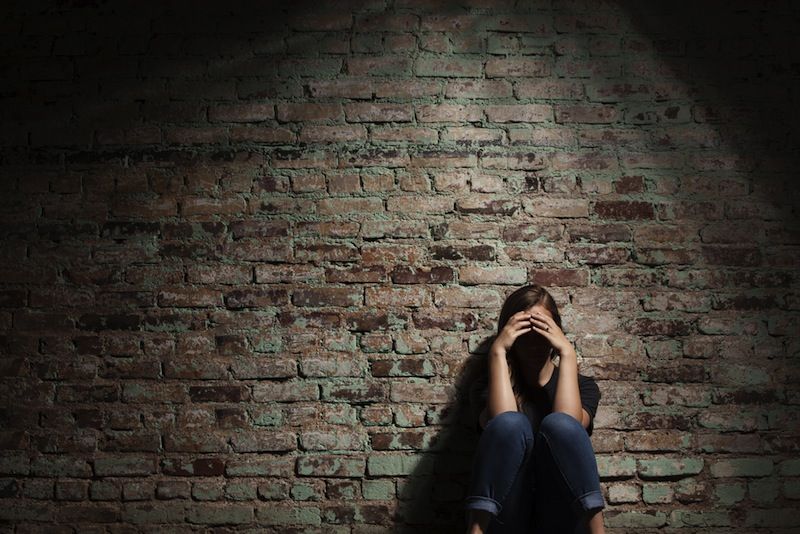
[484,347,518,422]
[552,347,590,427]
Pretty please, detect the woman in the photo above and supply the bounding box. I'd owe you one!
[464,284,606,534]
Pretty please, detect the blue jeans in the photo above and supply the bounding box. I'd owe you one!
[464,411,605,534]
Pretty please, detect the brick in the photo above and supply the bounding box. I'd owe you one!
[782,479,800,499]
[291,480,324,500]
[320,503,361,524]
[320,380,387,403]
[391,265,454,284]
[344,103,414,122]
[642,482,673,504]
[208,103,274,122]
[389,381,451,403]
[415,57,482,77]
[226,456,292,477]
[226,481,258,501]
[593,200,655,220]
[364,286,428,308]
[485,104,552,123]
[330,480,364,502]
[156,480,191,500]
[54,479,86,501]
[256,479,290,500]
[188,386,247,402]
[669,510,731,527]
[123,502,187,523]
[555,105,620,124]
[779,458,800,476]
[231,432,296,452]
[522,197,589,218]
[0,501,54,522]
[346,56,411,76]
[607,482,639,503]
[30,455,92,477]
[433,286,503,308]
[231,357,292,380]
[300,124,368,143]
[93,480,131,504]
[674,478,709,503]
[696,433,761,454]
[638,458,703,479]
[57,504,120,523]
[367,454,434,476]
[605,510,667,528]
[445,80,512,98]
[94,456,157,477]
[744,509,800,528]
[186,504,254,525]
[596,455,636,478]
[372,358,435,377]
[297,455,365,477]
[363,479,395,500]
[748,476,780,503]
[276,103,342,122]
[456,196,519,215]
[485,58,551,77]
[515,79,583,99]
[710,458,773,478]
[256,503,322,525]
[416,103,483,122]
[252,381,319,402]
[164,127,228,145]
[157,288,221,308]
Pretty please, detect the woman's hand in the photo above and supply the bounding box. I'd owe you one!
[490,310,537,355]
[527,310,574,356]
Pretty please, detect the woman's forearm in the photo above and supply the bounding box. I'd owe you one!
[552,348,583,422]
[486,348,518,417]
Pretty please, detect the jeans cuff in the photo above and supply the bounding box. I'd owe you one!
[464,495,502,516]
[574,489,605,514]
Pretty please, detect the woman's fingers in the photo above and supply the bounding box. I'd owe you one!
[513,322,532,332]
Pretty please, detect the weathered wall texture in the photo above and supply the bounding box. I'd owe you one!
[1,0,799,531]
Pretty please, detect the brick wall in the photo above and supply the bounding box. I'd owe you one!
[1,0,799,531]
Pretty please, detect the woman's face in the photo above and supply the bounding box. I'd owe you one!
[512,304,554,359]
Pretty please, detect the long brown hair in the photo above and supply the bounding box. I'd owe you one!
[496,284,564,411]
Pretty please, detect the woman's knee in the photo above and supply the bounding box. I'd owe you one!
[485,410,533,439]
[539,411,584,440]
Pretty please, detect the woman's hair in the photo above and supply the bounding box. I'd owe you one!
[496,284,564,411]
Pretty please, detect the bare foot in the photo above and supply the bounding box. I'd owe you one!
[466,509,491,534]
[586,508,605,534]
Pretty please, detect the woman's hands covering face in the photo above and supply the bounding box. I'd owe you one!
[491,310,538,355]
[525,310,570,356]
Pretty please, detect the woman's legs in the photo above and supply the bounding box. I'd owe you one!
[464,411,535,534]
[532,412,606,534]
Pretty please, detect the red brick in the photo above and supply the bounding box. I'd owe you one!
[485,104,552,123]
[594,200,655,220]
[164,127,228,145]
[556,105,620,124]
[485,57,551,77]
[276,103,342,122]
[208,103,274,122]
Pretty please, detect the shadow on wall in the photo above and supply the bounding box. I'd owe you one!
[621,0,800,224]
[393,338,493,532]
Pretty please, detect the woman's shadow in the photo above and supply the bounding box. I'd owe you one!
[390,337,495,534]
